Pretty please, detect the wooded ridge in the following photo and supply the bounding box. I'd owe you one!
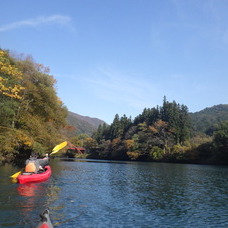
[90,100,228,164]
[66,111,105,137]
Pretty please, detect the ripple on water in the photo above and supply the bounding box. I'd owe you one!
[1,160,228,227]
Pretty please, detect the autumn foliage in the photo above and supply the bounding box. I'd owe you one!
[0,50,25,99]
[0,49,67,163]
[92,98,228,164]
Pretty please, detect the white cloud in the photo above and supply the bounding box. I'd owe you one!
[85,66,159,110]
[0,15,74,32]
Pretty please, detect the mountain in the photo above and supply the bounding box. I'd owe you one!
[66,111,106,137]
[190,104,228,134]
[65,105,228,137]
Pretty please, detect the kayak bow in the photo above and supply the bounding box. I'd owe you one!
[37,209,53,228]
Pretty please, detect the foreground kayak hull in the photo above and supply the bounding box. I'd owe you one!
[17,166,52,184]
[37,209,53,228]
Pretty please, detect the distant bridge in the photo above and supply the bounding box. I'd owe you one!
[67,143,86,154]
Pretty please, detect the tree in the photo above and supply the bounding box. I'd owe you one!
[109,114,120,139]
[149,120,174,152]
[93,97,192,162]
[149,146,164,161]
[0,50,68,163]
[213,121,228,162]
[15,58,67,147]
[119,114,132,137]
[0,50,25,128]
[0,50,24,100]
[93,123,109,143]
[178,104,191,144]
[160,97,190,144]
[83,137,97,149]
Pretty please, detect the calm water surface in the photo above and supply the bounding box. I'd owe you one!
[0,159,228,227]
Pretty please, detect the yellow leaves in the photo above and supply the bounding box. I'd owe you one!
[0,50,5,56]
[0,82,25,99]
[154,119,168,128]
[127,151,140,160]
[171,144,189,154]
[0,49,24,99]
[57,96,64,105]
[138,122,147,131]
[124,139,135,150]
[149,125,158,133]
[83,137,97,148]
[0,126,33,160]
[18,134,33,147]
[0,63,22,78]
[0,51,22,78]
[149,120,169,134]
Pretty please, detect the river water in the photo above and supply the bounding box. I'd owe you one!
[0,159,228,227]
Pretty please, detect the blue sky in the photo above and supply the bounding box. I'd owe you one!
[1,0,228,124]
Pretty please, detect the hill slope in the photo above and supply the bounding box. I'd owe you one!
[65,105,228,137]
[66,111,106,136]
[190,104,228,133]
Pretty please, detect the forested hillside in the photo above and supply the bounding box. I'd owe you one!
[0,49,67,163]
[65,111,105,137]
[190,104,228,134]
[91,98,228,164]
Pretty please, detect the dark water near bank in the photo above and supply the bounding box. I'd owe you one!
[1,159,228,227]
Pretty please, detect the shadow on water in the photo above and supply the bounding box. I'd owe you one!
[61,157,135,165]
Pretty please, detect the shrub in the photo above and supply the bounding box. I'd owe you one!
[149,146,164,161]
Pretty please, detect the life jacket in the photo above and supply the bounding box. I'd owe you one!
[25,161,37,173]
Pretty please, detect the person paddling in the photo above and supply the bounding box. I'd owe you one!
[25,153,49,173]
[10,141,68,179]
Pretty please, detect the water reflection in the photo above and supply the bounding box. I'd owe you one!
[0,162,63,227]
[17,183,44,197]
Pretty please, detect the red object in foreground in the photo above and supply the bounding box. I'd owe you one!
[17,166,52,184]
[38,225,50,228]
[36,209,53,228]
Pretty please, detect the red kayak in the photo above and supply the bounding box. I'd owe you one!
[17,166,52,184]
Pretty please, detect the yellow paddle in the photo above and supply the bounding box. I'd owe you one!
[10,141,68,179]
[50,141,68,155]
[10,170,22,178]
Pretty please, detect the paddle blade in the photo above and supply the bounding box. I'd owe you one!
[10,171,21,178]
[50,141,67,155]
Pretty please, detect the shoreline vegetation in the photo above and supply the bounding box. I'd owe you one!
[88,102,228,165]
[0,49,228,165]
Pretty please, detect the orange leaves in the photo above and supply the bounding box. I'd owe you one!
[149,125,158,133]
[124,139,135,150]
[149,120,169,134]
[64,125,76,131]
[126,151,140,160]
